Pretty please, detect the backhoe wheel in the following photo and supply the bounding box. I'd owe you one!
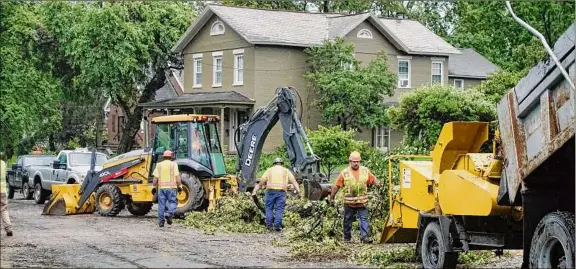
[95,184,124,217]
[22,182,32,200]
[421,221,458,269]
[33,183,48,204]
[530,211,575,269]
[174,172,205,218]
[127,201,153,216]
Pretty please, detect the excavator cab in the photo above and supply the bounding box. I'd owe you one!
[148,116,227,178]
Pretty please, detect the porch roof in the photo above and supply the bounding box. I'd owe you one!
[139,90,255,109]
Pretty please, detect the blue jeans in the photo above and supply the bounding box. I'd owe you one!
[158,188,177,224]
[264,190,286,229]
[343,205,369,240]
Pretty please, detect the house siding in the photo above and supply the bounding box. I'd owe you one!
[344,21,450,150]
[253,45,316,152]
[182,15,255,98]
[449,77,483,89]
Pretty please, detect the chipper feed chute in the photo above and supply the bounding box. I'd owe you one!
[42,150,100,216]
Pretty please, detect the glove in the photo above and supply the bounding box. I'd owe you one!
[151,188,157,195]
[326,199,335,207]
[177,186,183,194]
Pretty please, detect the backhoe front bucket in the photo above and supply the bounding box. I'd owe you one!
[42,184,95,216]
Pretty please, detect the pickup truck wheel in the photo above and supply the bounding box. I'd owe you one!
[127,202,153,216]
[174,172,205,219]
[95,184,124,217]
[530,211,575,269]
[7,184,15,199]
[22,182,33,200]
[33,183,48,204]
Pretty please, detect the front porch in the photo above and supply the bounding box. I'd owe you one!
[139,91,255,155]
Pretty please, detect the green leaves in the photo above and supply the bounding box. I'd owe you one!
[304,39,396,131]
[307,125,359,177]
[387,84,496,150]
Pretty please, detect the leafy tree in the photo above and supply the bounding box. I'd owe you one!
[473,69,527,104]
[304,37,396,131]
[307,125,360,178]
[448,1,574,72]
[0,2,62,157]
[386,84,496,150]
[40,2,195,153]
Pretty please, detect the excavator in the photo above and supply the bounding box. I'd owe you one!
[42,86,331,218]
[234,86,332,200]
[42,114,238,217]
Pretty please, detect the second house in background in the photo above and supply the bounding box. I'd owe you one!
[139,4,499,154]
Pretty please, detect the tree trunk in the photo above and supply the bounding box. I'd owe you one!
[116,71,166,154]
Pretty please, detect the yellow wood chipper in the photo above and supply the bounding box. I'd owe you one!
[42,114,238,217]
[381,122,525,268]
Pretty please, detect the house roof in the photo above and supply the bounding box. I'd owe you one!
[154,69,184,101]
[448,48,500,79]
[172,4,461,56]
[140,90,255,108]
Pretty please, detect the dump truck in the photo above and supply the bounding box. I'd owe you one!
[381,20,575,269]
[42,114,238,217]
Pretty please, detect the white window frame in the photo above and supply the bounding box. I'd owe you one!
[212,51,223,87]
[233,49,244,86]
[374,126,391,152]
[397,56,412,88]
[210,20,225,36]
[431,60,444,84]
[192,53,202,88]
[454,79,464,89]
[357,29,373,39]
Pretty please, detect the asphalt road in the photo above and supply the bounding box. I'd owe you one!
[0,197,360,268]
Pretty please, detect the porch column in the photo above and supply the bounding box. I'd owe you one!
[220,106,225,149]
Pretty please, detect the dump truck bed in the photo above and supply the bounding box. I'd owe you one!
[497,22,575,204]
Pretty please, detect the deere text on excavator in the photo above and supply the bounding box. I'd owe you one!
[42,114,238,217]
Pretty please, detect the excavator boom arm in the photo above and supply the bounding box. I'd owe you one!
[235,87,331,200]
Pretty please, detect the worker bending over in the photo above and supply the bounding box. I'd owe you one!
[330,151,379,243]
[252,158,300,232]
[152,150,183,227]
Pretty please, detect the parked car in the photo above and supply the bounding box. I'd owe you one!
[30,149,108,204]
[6,154,57,200]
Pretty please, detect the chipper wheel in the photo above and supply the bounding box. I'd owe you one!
[95,184,125,217]
[127,201,153,216]
[174,172,206,219]
[421,221,458,269]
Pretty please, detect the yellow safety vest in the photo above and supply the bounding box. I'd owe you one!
[156,160,178,189]
[0,160,6,194]
[341,166,369,205]
[264,165,289,191]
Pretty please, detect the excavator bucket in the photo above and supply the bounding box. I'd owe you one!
[42,149,100,216]
[42,184,96,215]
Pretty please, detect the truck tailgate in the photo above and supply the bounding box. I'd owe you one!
[497,22,575,203]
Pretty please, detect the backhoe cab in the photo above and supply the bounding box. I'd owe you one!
[42,114,237,217]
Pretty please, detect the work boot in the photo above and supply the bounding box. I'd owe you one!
[6,230,12,237]
[343,238,351,243]
[166,215,173,225]
[361,237,373,244]
[159,220,165,228]
[274,227,282,233]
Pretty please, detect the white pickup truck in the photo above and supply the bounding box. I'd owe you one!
[30,149,109,204]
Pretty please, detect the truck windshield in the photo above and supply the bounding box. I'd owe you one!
[69,153,108,166]
[23,156,55,166]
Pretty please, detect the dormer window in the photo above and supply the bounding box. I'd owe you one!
[210,21,225,36]
[357,29,373,39]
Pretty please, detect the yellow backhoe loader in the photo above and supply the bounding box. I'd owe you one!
[42,114,238,217]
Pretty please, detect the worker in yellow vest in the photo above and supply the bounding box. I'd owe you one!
[329,151,379,243]
[252,158,300,232]
[152,150,183,228]
[0,153,13,236]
